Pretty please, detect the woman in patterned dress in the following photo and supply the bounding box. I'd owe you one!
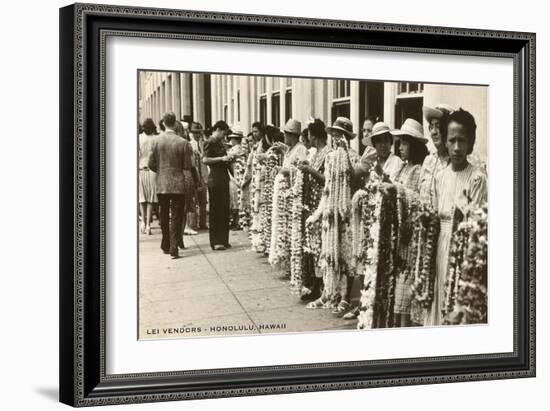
[389,119,429,327]
[426,108,487,326]
[138,118,159,234]
[296,119,331,301]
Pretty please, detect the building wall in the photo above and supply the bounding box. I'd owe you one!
[139,71,487,160]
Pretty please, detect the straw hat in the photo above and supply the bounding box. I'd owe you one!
[367,121,392,145]
[228,126,244,139]
[283,118,302,135]
[423,104,455,122]
[189,122,203,133]
[391,118,428,143]
[326,117,356,139]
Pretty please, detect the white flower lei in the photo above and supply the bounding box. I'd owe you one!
[314,147,353,301]
[289,167,305,293]
[356,172,383,329]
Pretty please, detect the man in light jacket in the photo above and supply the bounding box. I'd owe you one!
[148,112,194,258]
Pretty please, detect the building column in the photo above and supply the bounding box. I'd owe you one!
[155,89,160,123]
[232,77,239,127]
[193,73,206,126]
[350,81,360,152]
[292,78,314,127]
[163,74,171,113]
[249,76,257,124]
[225,75,232,124]
[171,73,181,120]
[239,76,251,133]
[383,82,397,128]
[279,78,286,127]
[266,77,273,125]
[160,81,166,116]
[313,79,329,125]
[210,74,217,124]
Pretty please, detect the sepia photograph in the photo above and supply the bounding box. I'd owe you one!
[137,71,488,340]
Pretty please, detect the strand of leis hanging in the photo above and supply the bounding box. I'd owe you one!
[443,204,488,324]
[290,165,305,293]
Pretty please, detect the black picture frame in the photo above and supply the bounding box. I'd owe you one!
[59,3,536,407]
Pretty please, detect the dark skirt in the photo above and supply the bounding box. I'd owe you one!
[208,176,230,247]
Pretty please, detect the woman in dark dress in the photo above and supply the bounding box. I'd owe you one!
[202,120,233,250]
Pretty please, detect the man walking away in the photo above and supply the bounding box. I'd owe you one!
[148,112,194,259]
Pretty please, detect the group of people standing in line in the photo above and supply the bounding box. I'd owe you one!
[139,102,487,328]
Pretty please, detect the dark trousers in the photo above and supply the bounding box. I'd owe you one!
[157,193,185,255]
[196,185,208,229]
[208,177,229,247]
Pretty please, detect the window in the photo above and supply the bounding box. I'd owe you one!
[224,105,228,122]
[331,79,351,123]
[399,82,424,94]
[285,90,292,122]
[395,97,423,127]
[271,93,280,127]
[334,80,351,99]
[331,100,351,123]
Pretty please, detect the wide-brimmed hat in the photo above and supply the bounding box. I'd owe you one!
[228,126,244,139]
[283,118,302,135]
[391,118,428,144]
[326,117,356,139]
[423,104,455,122]
[368,121,393,145]
[189,122,203,133]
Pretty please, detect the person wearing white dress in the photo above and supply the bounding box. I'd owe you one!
[426,108,487,326]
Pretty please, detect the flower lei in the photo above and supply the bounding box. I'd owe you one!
[357,174,383,329]
[229,146,247,228]
[372,183,400,328]
[407,201,440,324]
[311,147,352,304]
[258,146,286,254]
[289,167,305,293]
[303,146,330,260]
[249,149,265,252]
[356,168,441,329]
[269,172,292,269]
[443,204,488,324]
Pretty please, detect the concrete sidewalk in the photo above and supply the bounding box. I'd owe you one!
[139,225,356,340]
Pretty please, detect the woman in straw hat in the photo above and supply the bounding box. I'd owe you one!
[306,117,360,315]
[391,119,429,191]
[360,121,404,181]
[427,108,487,326]
[344,119,428,323]
[389,118,429,327]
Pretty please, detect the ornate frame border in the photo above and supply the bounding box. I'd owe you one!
[59,3,536,407]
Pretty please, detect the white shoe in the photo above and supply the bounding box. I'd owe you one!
[184,228,198,235]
